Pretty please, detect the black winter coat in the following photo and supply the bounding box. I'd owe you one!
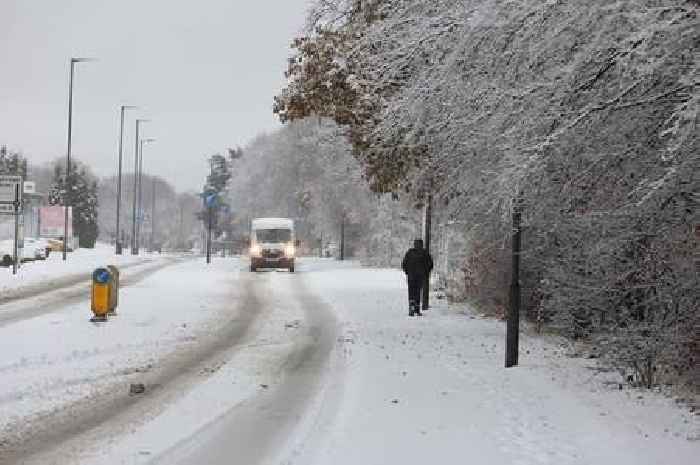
[402,247,433,278]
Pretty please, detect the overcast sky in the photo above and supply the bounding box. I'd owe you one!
[1,0,311,191]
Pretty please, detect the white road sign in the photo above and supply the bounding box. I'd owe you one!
[0,175,22,214]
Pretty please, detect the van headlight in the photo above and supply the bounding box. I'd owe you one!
[250,245,262,257]
[285,245,295,257]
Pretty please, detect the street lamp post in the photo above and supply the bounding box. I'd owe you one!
[137,137,155,252]
[63,57,95,261]
[131,119,149,254]
[151,178,157,252]
[116,105,137,255]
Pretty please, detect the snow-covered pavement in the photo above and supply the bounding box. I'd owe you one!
[0,258,697,465]
[281,260,699,465]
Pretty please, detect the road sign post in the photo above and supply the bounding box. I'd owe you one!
[13,184,20,274]
[204,192,218,265]
[1,176,23,275]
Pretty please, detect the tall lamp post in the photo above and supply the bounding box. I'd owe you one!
[131,119,149,254]
[115,105,137,254]
[63,57,95,260]
[151,177,157,252]
[137,137,155,252]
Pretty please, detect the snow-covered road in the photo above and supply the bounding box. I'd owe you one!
[0,258,697,465]
[1,256,259,463]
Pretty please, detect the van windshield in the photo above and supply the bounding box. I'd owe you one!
[255,229,291,243]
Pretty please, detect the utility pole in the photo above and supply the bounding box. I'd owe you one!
[505,197,522,368]
[63,59,73,260]
[137,139,144,252]
[139,138,156,251]
[115,105,136,255]
[422,193,433,311]
[62,57,95,260]
[131,119,149,254]
[131,119,141,254]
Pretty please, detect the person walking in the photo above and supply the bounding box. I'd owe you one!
[401,239,433,317]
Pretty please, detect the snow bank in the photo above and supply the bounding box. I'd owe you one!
[0,243,155,298]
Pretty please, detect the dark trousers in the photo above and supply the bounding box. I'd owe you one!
[407,275,424,315]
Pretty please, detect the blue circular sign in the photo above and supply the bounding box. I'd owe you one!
[93,268,111,284]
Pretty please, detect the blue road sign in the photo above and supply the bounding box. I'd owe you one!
[93,268,111,284]
[205,193,218,208]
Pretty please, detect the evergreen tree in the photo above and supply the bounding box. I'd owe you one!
[201,152,239,238]
[0,145,28,177]
[49,162,99,248]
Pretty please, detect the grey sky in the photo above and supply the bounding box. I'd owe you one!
[1,0,311,191]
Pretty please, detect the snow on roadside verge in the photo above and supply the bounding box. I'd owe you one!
[280,259,699,465]
[0,243,158,299]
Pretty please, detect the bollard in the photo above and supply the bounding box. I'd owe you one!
[91,267,113,322]
[107,265,120,315]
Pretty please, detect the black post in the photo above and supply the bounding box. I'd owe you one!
[505,197,522,368]
[339,213,345,261]
[206,205,212,264]
[422,194,432,311]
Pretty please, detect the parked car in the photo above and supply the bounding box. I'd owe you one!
[23,238,47,261]
[0,240,20,267]
[47,238,73,253]
[31,238,52,258]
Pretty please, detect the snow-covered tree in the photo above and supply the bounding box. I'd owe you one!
[224,119,422,259]
[49,161,99,248]
[275,0,699,387]
[0,146,28,177]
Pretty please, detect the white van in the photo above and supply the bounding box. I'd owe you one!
[249,218,296,272]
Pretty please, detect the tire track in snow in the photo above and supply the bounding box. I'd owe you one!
[149,268,339,465]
